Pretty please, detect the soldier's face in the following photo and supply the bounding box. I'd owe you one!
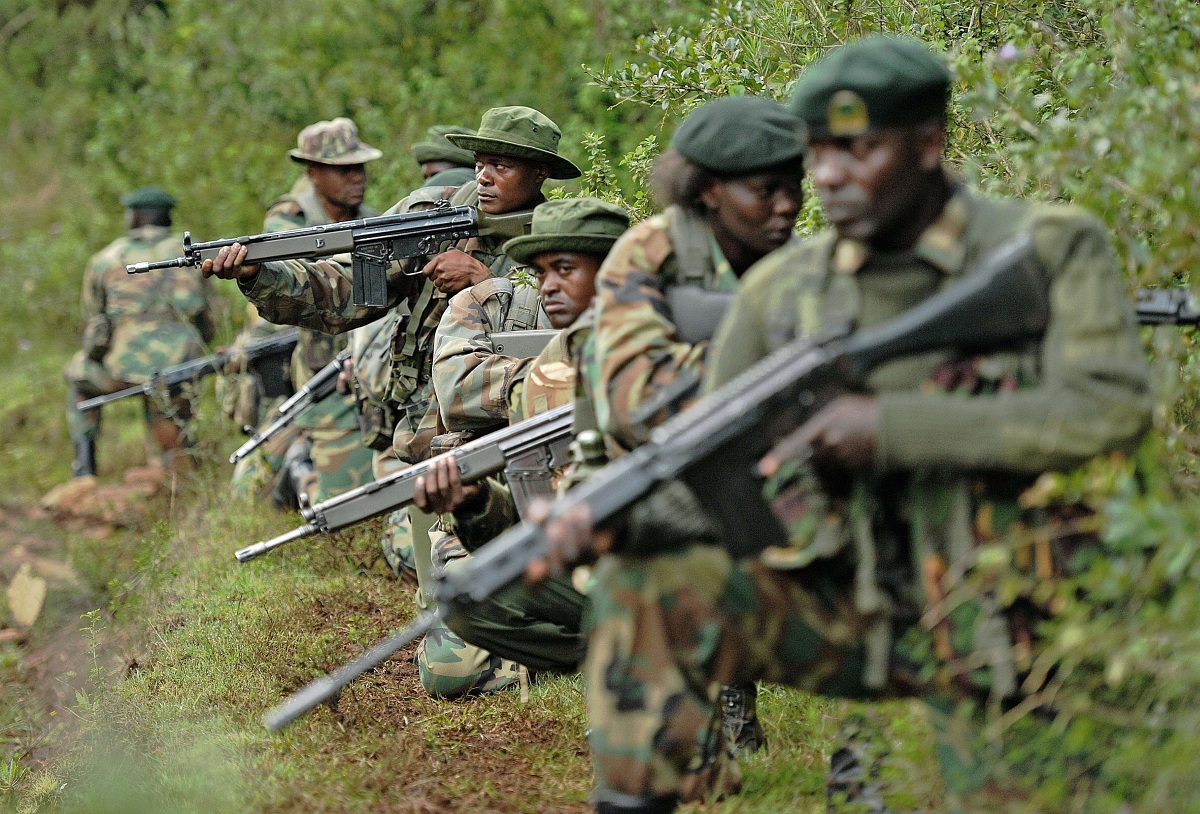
[421,159,459,180]
[530,251,602,329]
[701,166,806,269]
[806,125,943,249]
[475,153,549,214]
[308,163,367,210]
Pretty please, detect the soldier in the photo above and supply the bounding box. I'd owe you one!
[230,117,381,505]
[204,106,582,698]
[531,37,1153,814]
[63,185,215,479]
[411,124,478,182]
[412,197,631,679]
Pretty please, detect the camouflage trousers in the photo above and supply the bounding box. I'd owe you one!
[65,355,195,467]
[385,505,522,698]
[585,543,1094,813]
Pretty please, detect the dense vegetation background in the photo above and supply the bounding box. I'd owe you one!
[1,0,1199,811]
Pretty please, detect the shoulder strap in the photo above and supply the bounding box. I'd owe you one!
[665,205,714,288]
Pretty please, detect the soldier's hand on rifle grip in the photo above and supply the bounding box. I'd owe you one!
[336,357,354,395]
[413,454,485,516]
[421,248,493,295]
[202,242,260,281]
[524,498,615,586]
[760,394,881,480]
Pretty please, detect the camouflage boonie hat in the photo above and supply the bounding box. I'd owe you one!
[673,96,807,175]
[411,125,477,167]
[446,106,582,180]
[502,197,629,265]
[790,35,951,138]
[121,185,177,210]
[288,117,383,165]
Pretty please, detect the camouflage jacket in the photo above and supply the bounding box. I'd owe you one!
[588,205,744,452]
[79,225,215,383]
[448,315,588,550]
[706,186,1154,695]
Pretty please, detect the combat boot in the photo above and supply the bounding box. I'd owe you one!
[72,438,97,478]
[719,683,767,756]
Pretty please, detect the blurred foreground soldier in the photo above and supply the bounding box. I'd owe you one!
[533,37,1153,814]
[204,106,582,698]
[558,96,806,807]
[413,197,630,683]
[63,185,215,478]
[230,118,380,505]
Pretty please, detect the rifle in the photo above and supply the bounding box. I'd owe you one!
[125,201,534,307]
[1135,288,1200,325]
[76,328,300,412]
[261,235,1051,731]
[490,329,559,360]
[229,348,351,464]
[235,402,574,563]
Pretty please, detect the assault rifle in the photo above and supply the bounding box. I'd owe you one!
[261,235,1051,731]
[76,328,300,412]
[235,402,574,563]
[229,349,351,464]
[125,202,534,307]
[1135,288,1200,326]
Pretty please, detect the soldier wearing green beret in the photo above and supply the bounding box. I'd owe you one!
[206,106,582,699]
[62,186,216,482]
[531,36,1153,814]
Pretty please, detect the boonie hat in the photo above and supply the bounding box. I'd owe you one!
[121,185,177,210]
[672,96,806,175]
[412,125,477,167]
[288,117,383,165]
[502,197,630,265]
[446,106,582,180]
[791,35,951,138]
[422,166,476,189]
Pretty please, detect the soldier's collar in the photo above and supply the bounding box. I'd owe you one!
[129,224,172,239]
[832,186,969,276]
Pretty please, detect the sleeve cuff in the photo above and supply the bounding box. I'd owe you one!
[877,392,1006,470]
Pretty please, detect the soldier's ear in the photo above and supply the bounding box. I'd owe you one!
[915,121,945,172]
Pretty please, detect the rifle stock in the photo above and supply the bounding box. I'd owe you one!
[263,235,1050,730]
[76,328,300,412]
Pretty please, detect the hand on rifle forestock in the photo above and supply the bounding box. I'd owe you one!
[523,498,615,586]
[759,394,880,492]
[413,454,486,516]
[202,241,260,281]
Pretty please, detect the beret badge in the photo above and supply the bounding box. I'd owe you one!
[827,89,870,137]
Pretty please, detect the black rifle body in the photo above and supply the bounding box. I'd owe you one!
[1135,288,1200,326]
[261,236,1051,730]
[76,328,300,412]
[126,203,533,307]
[228,348,351,464]
[236,403,574,563]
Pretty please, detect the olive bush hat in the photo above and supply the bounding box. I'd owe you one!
[672,95,806,175]
[288,117,383,165]
[421,166,476,188]
[411,124,477,167]
[121,185,176,210]
[446,106,582,180]
[791,35,951,138]
[502,197,630,265]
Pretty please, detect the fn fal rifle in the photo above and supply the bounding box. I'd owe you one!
[260,234,1051,731]
[229,349,351,464]
[76,328,300,412]
[1135,288,1200,326]
[234,402,574,563]
[125,201,533,307]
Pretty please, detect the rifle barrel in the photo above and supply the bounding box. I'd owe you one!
[234,523,319,563]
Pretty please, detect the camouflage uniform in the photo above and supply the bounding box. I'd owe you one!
[240,180,536,698]
[585,186,1153,811]
[64,223,215,471]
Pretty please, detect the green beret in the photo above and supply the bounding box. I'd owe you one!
[672,96,806,175]
[411,125,477,167]
[502,197,630,265]
[447,106,582,180]
[791,35,951,137]
[422,166,476,188]
[121,185,177,210]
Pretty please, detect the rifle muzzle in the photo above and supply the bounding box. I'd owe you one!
[234,523,319,563]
